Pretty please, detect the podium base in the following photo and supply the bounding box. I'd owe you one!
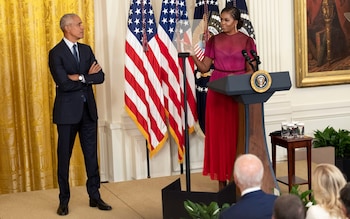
[161,178,236,219]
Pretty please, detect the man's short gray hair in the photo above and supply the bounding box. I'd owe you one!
[59,13,78,32]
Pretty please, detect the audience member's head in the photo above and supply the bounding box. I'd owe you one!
[272,194,305,219]
[233,154,263,192]
[312,163,346,218]
[340,182,350,217]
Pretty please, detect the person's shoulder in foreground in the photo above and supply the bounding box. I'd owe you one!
[306,204,333,219]
[220,190,277,219]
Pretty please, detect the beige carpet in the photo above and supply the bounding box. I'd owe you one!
[0,161,314,219]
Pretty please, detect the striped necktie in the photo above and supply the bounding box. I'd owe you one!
[72,44,79,63]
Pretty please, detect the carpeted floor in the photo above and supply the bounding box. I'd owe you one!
[0,160,314,219]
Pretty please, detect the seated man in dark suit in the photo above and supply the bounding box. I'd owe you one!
[219,154,277,219]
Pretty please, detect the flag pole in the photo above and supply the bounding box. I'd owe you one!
[146,140,151,178]
[178,52,191,192]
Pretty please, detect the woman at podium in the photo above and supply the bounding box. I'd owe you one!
[190,6,257,190]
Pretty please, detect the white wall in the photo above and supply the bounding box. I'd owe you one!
[93,0,350,182]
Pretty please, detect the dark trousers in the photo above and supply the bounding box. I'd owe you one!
[56,103,100,205]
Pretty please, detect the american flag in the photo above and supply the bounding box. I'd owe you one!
[226,0,255,39]
[124,0,168,156]
[157,0,197,162]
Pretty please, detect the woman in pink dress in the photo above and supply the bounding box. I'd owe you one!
[191,6,257,190]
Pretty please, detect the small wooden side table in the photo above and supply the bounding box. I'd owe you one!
[270,135,313,192]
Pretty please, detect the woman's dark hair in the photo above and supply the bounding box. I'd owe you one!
[221,6,243,29]
[340,183,350,217]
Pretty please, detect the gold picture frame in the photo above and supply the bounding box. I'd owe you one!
[294,0,350,87]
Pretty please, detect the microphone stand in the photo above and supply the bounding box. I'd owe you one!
[253,59,259,71]
[178,52,191,192]
[248,60,256,72]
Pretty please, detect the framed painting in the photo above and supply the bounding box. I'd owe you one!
[294,0,350,87]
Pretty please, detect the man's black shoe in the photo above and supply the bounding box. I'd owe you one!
[89,198,112,210]
[57,204,69,216]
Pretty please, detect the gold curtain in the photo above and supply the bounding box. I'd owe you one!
[0,0,95,194]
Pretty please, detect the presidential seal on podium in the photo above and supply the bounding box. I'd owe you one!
[250,70,272,93]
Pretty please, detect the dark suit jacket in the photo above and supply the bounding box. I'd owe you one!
[219,190,277,219]
[48,40,104,124]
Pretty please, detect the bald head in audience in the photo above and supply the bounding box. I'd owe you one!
[233,153,263,192]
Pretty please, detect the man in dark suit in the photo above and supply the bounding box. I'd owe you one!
[219,154,277,219]
[48,13,111,216]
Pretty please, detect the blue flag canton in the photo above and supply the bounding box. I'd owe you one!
[127,0,157,44]
[194,0,219,19]
[159,0,191,42]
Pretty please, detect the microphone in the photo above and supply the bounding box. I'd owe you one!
[242,50,255,71]
[250,50,261,65]
[242,50,251,62]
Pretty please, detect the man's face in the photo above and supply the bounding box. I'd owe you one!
[65,15,84,41]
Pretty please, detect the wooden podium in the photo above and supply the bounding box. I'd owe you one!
[207,71,291,194]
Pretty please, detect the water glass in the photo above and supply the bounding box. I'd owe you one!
[287,123,295,139]
[281,122,288,138]
[297,122,305,138]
